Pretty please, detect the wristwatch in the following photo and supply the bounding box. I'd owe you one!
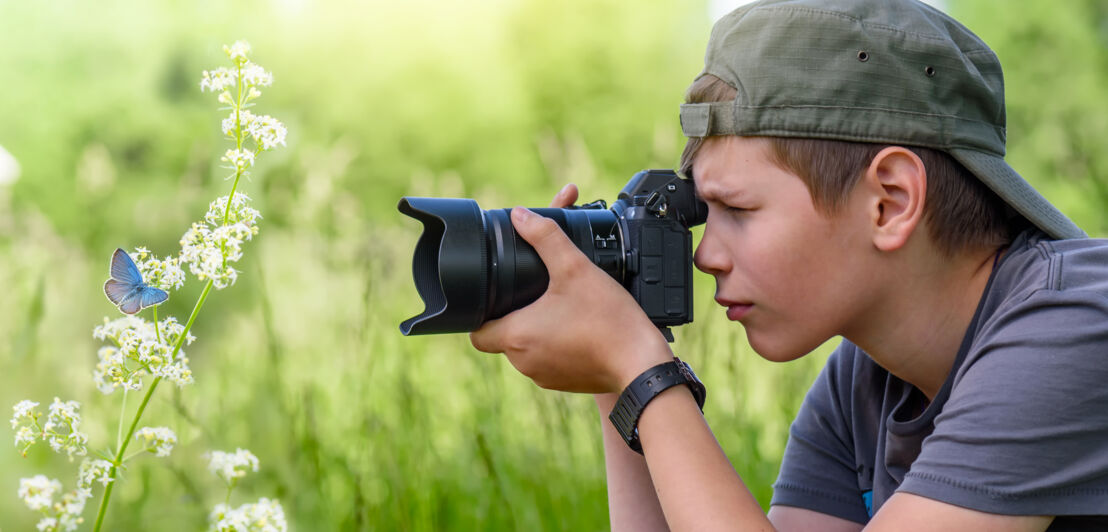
[608,357,706,454]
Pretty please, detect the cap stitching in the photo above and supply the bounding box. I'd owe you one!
[758,5,963,44]
[745,128,986,153]
[733,103,1003,129]
[701,68,750,106]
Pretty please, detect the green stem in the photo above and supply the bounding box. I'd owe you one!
[123,449,148,462]
[93,376,159,532]
[92,279,215,532]
[153,305,162,345]
[116,388,128,452]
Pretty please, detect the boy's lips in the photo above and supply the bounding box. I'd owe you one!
[715,297,754,321]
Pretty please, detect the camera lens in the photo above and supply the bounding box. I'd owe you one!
[397,198,623,335]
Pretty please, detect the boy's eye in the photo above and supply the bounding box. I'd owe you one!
[725,205,749,214]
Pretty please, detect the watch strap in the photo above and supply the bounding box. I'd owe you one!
[608,357,706,454]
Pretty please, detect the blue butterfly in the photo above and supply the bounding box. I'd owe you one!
[103,248,169,315]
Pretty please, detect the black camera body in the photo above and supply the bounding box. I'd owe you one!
[397,169,707,341]
[604,169,706,334]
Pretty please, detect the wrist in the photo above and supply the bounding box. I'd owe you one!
[594,392,619,411]
[610,331,673,392]
[608,357,706,454]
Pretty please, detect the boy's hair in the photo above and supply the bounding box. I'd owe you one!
[679,74,1019,257]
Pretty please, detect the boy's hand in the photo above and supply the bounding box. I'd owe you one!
[469,184,673,394]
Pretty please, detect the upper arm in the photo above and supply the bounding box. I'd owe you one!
[769,505,864,532]
[772,344,873,525]
[865,493,1052,532]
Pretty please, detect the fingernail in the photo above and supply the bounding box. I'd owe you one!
[558,183,571,196]
[511,206,533,223]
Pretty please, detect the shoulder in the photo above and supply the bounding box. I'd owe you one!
[987,230,1108,304]
[902,234,1108,515]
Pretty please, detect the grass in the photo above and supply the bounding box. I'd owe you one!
[1,0,1105,529]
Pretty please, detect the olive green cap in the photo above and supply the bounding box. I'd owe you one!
[680,0,1086,240]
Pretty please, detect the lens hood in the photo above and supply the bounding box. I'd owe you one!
[397,197,489,335]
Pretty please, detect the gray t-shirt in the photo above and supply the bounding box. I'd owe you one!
[771,230,1108,530]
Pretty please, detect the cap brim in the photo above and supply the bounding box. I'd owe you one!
[948,148,1086,240]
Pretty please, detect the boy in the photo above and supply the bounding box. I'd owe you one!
[470,0,1108,529]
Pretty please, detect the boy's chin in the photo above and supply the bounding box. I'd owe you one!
[747,333,817,363]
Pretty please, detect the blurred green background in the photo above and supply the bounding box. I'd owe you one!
[1,0,1105,529]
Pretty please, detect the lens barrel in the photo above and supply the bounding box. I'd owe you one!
[398,198,623,335]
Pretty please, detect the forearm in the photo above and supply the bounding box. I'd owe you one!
[638,386,772,531]
[595,392,670,532]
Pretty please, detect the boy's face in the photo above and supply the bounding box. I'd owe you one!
[692,136,875,361]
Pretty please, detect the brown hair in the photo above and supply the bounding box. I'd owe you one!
[679,75,1018,257]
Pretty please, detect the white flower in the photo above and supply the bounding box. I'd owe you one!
[44,398,87,461]
[55,489,90,531]
[222,148,255,170]
[205,194,262,230]
[11,399,39,429]
[224,40,251,63]
[206,448,260,485]
[92,316,195,392]
[247,115,287,150]
[210,498,287,532]
[93,345,141,394]
[135,426,177,457]
[180,195,261,290]
[151,360,194,387]
[242,62,273,87]
[16,425,36,447]
[78,459,115,489]
[201,68,236,93]
[12,400,42,456]
[222,110,257,137]
[22,475,93,532]
[19,475,61,512]
[130,247,186,291]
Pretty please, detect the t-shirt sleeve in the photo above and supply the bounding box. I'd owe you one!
[899,290,1108,516]
[772,343,870,524]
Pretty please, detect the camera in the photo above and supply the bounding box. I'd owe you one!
[397,169,708,341]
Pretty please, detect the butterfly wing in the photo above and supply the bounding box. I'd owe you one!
[109,248,144,286]
[105,248,168,314]
[104,279,133,306]
[117,290,144,315]
[137,286,169,310]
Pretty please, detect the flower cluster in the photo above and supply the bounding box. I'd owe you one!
[18,475,60,513]
[17,458,113,532]
[11,39,288,532]
[201,40,284,177]
[206,448,260,486]
[92,315,196,393]
[209,498,288,532]
[221,111,287,153]
[129,247,186,292]
[205,447,285,531]
[78,459,114,489]
[179,194,262,289]
[135,426,178,457]
[11,399,89,461]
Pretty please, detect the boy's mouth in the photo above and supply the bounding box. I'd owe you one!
[716,297,754,321]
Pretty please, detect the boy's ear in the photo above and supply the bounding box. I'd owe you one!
[863,146,926,252]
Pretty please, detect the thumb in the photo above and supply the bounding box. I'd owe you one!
[511,207,583,278]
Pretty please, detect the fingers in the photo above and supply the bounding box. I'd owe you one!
[469,322,503,354]
[548,183,579,208]
[510,207,584,279]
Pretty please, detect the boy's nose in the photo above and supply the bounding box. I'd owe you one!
[693,225,729,276]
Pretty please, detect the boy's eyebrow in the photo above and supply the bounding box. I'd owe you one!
[695,185,744,204]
